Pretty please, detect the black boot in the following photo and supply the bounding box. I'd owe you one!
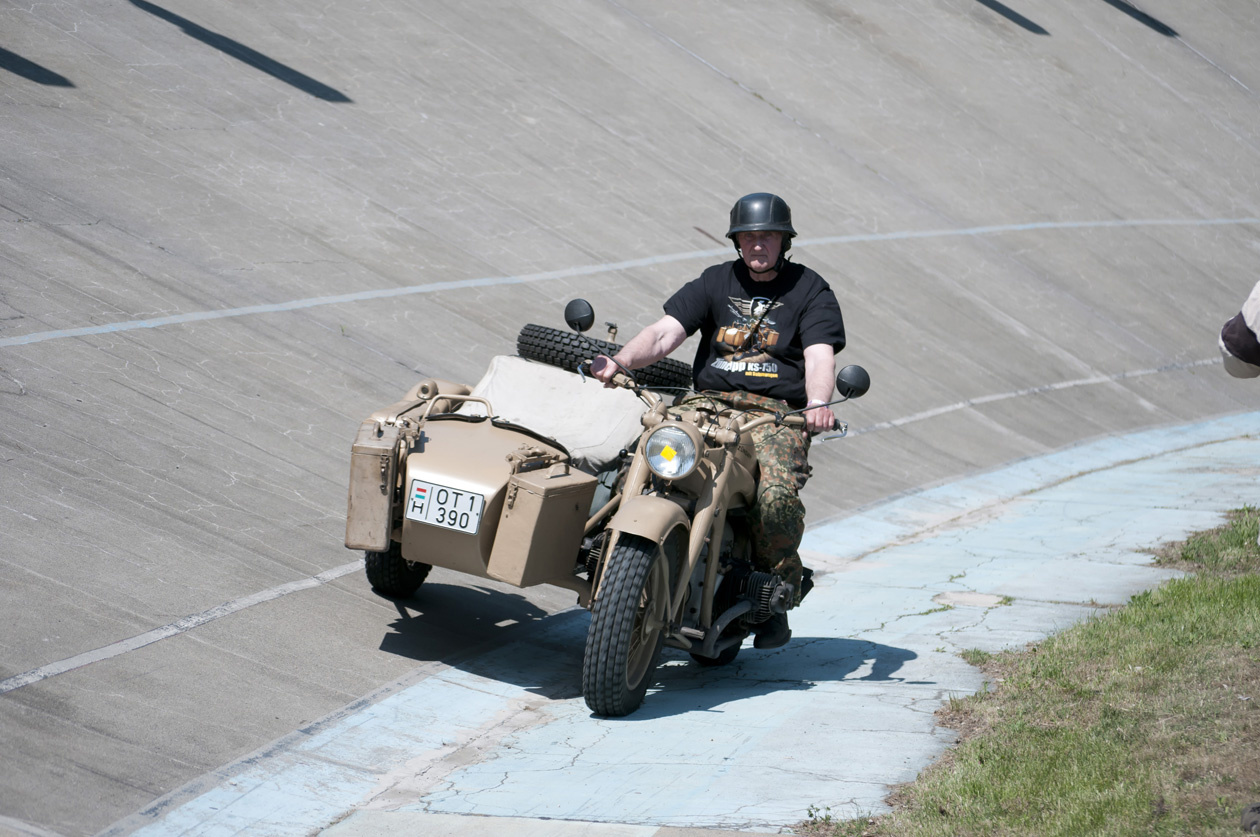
[1242,802,1260,834]
[753,611,791,649]
[800,567,814,601]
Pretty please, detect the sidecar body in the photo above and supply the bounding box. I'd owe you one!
[346,356,646,592]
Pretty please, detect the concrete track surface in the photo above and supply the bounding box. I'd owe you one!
[1,1,1258,835]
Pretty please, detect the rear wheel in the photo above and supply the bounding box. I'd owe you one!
[582,534,671,716]
[365,542,431,597]
[517,324,692,391]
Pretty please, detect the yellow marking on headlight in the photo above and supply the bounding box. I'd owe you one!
[660,445,677,461]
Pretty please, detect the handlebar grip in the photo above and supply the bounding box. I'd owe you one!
[782,414,838,428]
[796,414,842,436]
[582,358,637,391]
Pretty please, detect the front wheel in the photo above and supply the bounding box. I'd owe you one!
[582,534,671,716]
[365,542,431,597]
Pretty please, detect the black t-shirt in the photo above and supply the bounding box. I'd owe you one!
[664,259,846,408]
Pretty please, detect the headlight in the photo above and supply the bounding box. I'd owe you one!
[645,425,700,480]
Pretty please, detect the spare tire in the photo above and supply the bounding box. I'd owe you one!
[516,324,692,391]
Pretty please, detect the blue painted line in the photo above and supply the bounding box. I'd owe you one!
[4,217,1256,349]
[108,411,1260,836]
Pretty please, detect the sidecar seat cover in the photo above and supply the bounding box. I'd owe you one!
[468,356,645,473]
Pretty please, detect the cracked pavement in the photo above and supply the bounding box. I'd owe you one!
[112,415,1260,836]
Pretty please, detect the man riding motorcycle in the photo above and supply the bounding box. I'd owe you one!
[590,192,846,648]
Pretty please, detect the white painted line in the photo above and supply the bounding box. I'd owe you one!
[0,250,724,348]
[851,357,1220,435]
[0,814,68,837]
[803,216,1260,248]
[0,560,362,695]
[2,217,1255,349]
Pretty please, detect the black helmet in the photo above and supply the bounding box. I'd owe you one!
[726,193,796,253]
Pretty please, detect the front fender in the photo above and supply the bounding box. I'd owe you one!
[608,494,690,545]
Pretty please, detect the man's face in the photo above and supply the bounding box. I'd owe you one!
[735,230,783,276]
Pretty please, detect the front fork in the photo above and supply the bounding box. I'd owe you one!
[594,447,735,649]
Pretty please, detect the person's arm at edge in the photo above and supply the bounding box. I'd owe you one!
[1221,280,1260,379]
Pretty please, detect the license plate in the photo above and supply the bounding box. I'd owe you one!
[404,478,485,535]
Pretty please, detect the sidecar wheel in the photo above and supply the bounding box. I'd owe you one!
[517,324,692,392]
[582,535,670,716]
[364,543,431,597]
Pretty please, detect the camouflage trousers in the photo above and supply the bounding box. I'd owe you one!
[686,391,813,607]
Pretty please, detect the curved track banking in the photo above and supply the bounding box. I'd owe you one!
[0,338,1225,701]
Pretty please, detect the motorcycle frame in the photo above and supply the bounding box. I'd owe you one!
[592,387,792,658]
[351,369,812,660]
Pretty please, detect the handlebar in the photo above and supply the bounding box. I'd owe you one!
[578,359,637,391]
[736,412,803,432]
[577,359,664,413]
[580,360,849,440]
[702,409,845,442]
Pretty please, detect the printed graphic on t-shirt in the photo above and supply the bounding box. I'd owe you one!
[709,296,783,379]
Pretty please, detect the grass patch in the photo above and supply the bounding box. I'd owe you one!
[800,508,1260,837]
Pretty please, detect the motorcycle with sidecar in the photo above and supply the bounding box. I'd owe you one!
[344,300,870,716]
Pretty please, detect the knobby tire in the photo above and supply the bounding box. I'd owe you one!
[365,542,432,597]
[582,534,670,716]
[517,324,692,391]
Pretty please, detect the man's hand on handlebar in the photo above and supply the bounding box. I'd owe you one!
[804,402,837,435]
[589,354,623,387]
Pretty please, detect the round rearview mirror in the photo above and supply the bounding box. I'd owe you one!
[836,365,870,399]
[564,299,596,333]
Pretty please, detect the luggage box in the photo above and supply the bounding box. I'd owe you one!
[345,420,399,552]
[488,464,597,587]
